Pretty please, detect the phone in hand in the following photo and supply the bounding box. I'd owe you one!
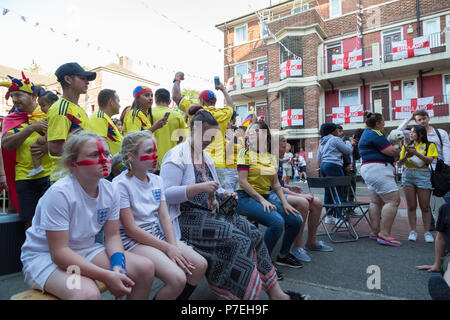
[214,76,221,90]
[163,112,170,121]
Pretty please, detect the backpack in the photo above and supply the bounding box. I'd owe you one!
[429,131,450,197]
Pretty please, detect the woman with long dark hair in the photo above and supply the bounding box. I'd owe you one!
[399,125,437,243]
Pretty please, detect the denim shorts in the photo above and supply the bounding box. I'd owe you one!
[401,168,433,190]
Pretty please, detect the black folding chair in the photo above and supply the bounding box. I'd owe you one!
[307,176,371,243]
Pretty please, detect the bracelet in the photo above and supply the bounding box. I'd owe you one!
[110,252,126,274]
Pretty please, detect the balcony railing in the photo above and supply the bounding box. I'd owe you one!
[321,32,447,74]
[228,70,269,92]
[325,96,449,124]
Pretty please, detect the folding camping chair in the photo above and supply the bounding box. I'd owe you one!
[307,176,371,243]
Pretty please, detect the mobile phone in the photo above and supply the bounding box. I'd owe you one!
[214,76,220,90]
[163,112,170,121]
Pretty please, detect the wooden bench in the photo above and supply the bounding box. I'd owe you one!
[10,282,107,300]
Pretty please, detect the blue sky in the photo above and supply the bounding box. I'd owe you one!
[0,0,274,94]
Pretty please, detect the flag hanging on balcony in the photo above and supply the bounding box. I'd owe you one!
[281,109,303,127]
[226,77,235,92]
[280,59,302,80]
[395,96,434,119]
[332,105,364,124]
[331,49,362,71]
[392,35,431,60]
[242,71,265,88]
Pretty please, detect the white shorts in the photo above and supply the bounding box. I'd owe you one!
[283,167,293,177]
[21,243,105,291]
[360,163,398,195]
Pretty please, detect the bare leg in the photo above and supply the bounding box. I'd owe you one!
[287,196,310,249]
[304,197,323,247]
[44,268,102,300]
[176,241,207,286]
[131,244,186,300]
[403,186,418,232]
[378,190,401,242]
[266,281,290,300]
[91,250,154,300]
[368,190,383,237]
[417,188,432,233]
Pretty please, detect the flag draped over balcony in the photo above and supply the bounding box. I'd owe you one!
[281,109,303,127]
[395,96,434,119]
[332,105,364,124]
[242,71,265,88]
[392,35,431,60]
[331,49,362,71]
[280,59,302,80]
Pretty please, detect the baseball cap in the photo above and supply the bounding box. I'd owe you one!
[55,62,96,82]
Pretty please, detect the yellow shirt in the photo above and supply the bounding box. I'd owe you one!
[400,142,438,169]
[89,110,123,155]
[46,97,90,180]
[225,133,244,169]
[179,97,233,168]
[237,148,278,195]
[122,108,152,135]
[151,105,188,167]
[8,122,52,181]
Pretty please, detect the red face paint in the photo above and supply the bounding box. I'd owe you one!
[139,139,158,169]
[76,139,112,176]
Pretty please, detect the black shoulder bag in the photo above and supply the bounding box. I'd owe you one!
[429,130,450,197]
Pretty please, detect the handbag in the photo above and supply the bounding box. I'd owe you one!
[430,159,450,197]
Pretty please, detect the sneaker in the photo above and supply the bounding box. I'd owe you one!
[276,254,304,269]
[408,230,418,242]
[275,268,284,281]
[285,290,308,300]
[324,215,334,224]
[305,241,334,252]
[290,247,311,262]
[334,218,347,228]
[424,232,435,243]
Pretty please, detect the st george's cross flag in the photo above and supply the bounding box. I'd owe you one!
[332,105,364,124]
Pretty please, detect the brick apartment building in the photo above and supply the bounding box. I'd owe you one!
[216,0,450,175]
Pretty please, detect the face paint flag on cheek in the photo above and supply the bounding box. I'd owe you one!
[76,139,112,176]
[139,139,158,169]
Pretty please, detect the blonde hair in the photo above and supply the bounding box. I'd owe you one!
[120,131,153,177]
[55,132,106,179]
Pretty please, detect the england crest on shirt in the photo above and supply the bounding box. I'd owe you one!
[152,189,162,201]
[97,208,110,225]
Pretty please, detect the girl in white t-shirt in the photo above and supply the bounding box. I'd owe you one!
[114,131,207,300]
[21,132,154,300]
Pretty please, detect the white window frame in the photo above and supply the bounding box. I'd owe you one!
[234,62,248,76]
[339,87,360,107]
[423,17,441,47]
[443,74,450,104]
[402,79,418,100]
[329,0,342,19]
[260,22,269,39]
[256,58,268,71]
[370,84,392,113]
[235,104,250,126]
[381,27,403,62]
[325,42,342,73]
[234,24,248,45]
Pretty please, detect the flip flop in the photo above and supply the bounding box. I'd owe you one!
[369,235,377,240]
[377,236,402,247]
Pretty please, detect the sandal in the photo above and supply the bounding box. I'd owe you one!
[377,236,402,247]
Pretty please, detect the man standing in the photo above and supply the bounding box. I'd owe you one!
[46,62,96,179]
[172,72,235,183]
[1,73,50,228]
[150,88,188,169]
[89,89,123,156]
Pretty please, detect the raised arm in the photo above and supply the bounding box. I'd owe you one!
[217,83,234,109]
[172,72,184,105]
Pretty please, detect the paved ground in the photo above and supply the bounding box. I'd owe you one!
[0,180,442,300]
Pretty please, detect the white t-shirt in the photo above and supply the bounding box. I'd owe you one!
[113,171,165,229]
[22,174,120,253]
[282,152,293,169]
[297,155,306,166]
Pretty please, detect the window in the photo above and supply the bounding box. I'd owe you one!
[281,88,304,111]
[340,88,359,106]
[292,4,309,14]
[444,75,450,103]
[260,22,269,39]
[234,63,248,76]
[423,17,441,47]
[235,105,249,126]
[234,24,248,45]
[257,58,268,72]
[329,0,341,18]
[280,37,302,64]
[402,80,417,100]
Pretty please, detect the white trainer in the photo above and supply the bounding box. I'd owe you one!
[408,230,418,242]
[324,216,334,224]
[424,232,434,243]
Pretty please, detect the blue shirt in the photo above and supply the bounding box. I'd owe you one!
[277,160,285,187]
[358,129,394,164]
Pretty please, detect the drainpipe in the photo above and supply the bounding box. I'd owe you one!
[418,68,434,98]
[417,0,421,36]
[361,77,366,109]
[360,0,364,66]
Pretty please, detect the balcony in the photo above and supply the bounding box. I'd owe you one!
[227,70,269,101]
[319,31,450,90]
[324,95,449,130]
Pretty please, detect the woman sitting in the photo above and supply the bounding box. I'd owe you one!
[160,107,306,300]
[113,131,207,300]
[21,132,154,300]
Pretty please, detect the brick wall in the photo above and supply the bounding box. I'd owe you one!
[304,85,320,129]
[305,137,320,176]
